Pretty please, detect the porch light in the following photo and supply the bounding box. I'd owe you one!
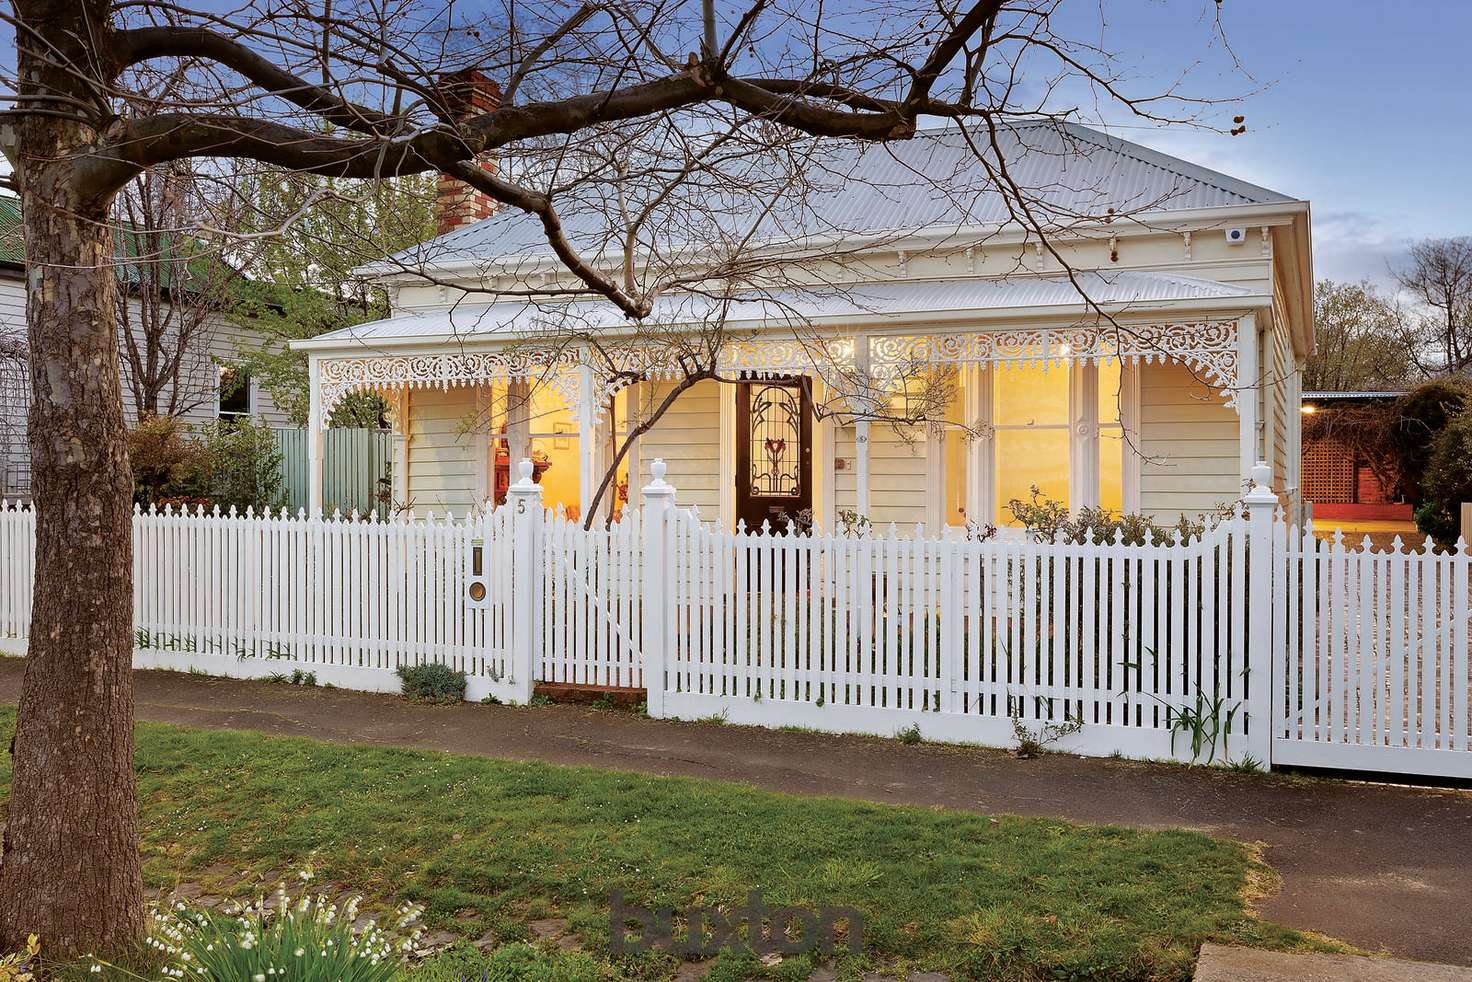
[1301,404,1317,415]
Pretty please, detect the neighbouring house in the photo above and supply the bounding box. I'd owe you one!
[0,194,290,500]
[1299,390,1412,522]
[292,116,1313,529]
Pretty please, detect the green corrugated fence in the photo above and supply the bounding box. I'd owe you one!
[274,427,393,515]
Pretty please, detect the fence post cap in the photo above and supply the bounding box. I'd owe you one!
[1245,461,1276,505]
[642,458,676,500]
[508,457,537,491]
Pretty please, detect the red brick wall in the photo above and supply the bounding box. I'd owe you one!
[435,70,501,236]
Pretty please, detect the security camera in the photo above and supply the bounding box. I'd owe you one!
[1225,227,1247,245]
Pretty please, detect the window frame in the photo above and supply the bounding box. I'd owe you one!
[949,361,1140,529]
[217,366,252,421]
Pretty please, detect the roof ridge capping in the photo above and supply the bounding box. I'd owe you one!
[899,118,1296,206]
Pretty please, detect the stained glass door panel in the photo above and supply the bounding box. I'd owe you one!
[735,380,812,530]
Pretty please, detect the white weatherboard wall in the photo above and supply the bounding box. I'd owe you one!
[0,274,291,499]
[1138,361,1241,522]
[636,380,722,517]
[831,422,932,528]
[867,424,929,527]
[0,277,290,428]
[405,386,482,514]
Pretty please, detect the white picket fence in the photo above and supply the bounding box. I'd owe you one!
[540,507,645,689]
[1,460,1470,777]
[659,509,1258,763]
[0,501,523,702]
[1272,528,1472,777]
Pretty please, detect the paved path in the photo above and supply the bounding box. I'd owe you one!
[1195,945,1472,982]
[1,661,1468,965]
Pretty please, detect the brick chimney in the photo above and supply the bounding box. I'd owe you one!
[435,69,501,236]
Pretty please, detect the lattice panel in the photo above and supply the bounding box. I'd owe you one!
[1301,438,1356,505]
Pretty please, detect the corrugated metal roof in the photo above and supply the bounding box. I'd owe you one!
[1301,390,1406,400]
[0,196,21,266]
[303,271,1256,347]
[380,120,1297,268]
[0,193,230,291]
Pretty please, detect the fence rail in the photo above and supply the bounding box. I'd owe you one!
[3,458,1471,777]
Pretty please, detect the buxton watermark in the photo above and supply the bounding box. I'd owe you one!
[609,889,864,957]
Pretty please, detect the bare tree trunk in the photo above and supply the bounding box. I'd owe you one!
[0,0,144,954]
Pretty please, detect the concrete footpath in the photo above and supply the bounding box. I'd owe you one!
[0,661,1467,966]
[1195,944,1472,981]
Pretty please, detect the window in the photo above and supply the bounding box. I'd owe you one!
[218,366,251,420]
[994,364,1071,525]
[947,360,1135,528]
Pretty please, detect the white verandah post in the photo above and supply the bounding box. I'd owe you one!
[307,353,324,515]
[388,388,410,512]
[853,333,872,519]
[1236,313,1260,492]
[1242,460,1277,768]
[577,363,596,520]
[506,458,544,704]
[641,459,676,716]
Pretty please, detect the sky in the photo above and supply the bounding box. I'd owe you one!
[2,1,1465,293]
[1045,1,1472,291]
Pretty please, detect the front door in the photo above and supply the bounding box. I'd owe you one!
[735,379,812,530]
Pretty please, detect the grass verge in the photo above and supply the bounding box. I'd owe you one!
[0,709,1336,980]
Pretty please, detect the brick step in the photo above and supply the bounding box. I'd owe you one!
[533,682,646,709]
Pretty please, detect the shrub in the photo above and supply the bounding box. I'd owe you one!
[1415,409,1472,545]
[1005,486,1214,545]
[1010,707,1084,759]
[192,417,286,513]
[1391,378,1471,498]
[127,414,285,513]
[397,661,468,703]
[835,509,871,536]
[128,414,205,507]
[90,889,421,982]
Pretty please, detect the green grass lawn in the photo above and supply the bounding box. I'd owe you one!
[0,709,1334,980]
